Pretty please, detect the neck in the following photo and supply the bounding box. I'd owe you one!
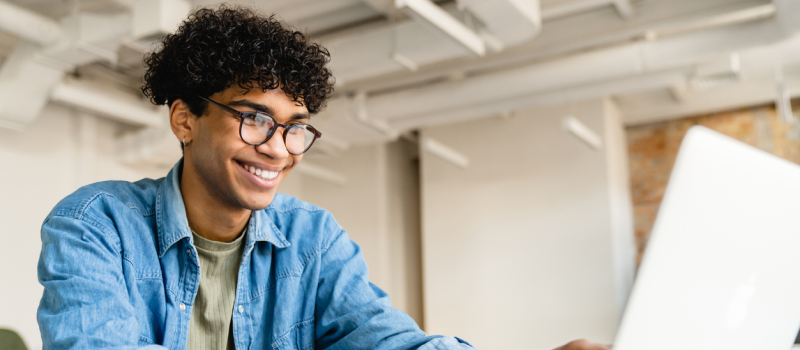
[180,158,250,243]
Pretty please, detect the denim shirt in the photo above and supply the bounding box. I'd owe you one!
[37,160,474,350]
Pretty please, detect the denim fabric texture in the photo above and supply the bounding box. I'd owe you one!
[37,160,475,350]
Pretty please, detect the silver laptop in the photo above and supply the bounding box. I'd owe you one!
[614,126,800,350]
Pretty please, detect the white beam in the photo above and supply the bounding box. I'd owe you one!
[395,0,486,56]
[0,1,64,46]
[277,0,364,22]
[132,0,191,39]
[462,0,542,49]
[0,41,65,126]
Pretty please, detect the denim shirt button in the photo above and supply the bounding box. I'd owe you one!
[180,303,186,311]
[185,248,191,255]
[238,305,243,313]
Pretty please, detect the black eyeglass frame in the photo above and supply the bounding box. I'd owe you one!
[197,95,322,155]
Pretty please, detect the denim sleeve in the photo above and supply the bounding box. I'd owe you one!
[37,215,167,350]
[314,228,475,350]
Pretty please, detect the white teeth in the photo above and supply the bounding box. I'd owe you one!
[242,162,279,181]
[262,171,278,180]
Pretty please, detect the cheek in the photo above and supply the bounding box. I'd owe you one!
[202,120,239,153]
[194,122,240,173]
[277,155,301,181]
[288,154,302,170]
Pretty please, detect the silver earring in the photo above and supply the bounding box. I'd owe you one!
[182,137,186,148]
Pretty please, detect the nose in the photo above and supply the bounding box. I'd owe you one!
[255,128,289,160]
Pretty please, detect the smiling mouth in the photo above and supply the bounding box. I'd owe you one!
[237,161,280,181]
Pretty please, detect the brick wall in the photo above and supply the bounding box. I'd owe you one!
[626,103,800,263]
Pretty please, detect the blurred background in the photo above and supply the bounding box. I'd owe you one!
[1,0,799,349]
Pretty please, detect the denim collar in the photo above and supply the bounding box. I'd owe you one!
[155,159,290,257]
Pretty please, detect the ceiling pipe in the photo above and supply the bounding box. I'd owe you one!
[50,80,165,128]
[541,0,620,20]
[353,91,400,140]
[0,1,64,46]
[389,69,688,131]
[309,4,798,145]
[645,3,776,40]
[366,9,793,123]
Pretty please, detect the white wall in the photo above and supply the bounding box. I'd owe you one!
[418,98,634,349]
[0,104,166,350]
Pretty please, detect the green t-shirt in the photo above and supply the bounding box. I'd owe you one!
[187,229,246,350]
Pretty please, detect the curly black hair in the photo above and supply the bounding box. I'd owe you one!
[141,5,335,117]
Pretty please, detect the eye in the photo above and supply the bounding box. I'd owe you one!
[242,114,257,126]
[243,112,275,128]
[288,125,306,135]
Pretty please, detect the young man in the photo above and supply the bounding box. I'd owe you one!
[37,6,608,350]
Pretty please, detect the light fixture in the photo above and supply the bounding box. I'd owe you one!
[563,116,603,150]
[421,136,470,169]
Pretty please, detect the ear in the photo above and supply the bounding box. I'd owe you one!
[170,99,196,144]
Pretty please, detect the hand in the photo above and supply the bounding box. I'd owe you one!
[553,339,611,350]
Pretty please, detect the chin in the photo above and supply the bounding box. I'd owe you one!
[239,191,278,211]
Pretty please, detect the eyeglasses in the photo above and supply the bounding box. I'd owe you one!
[197,95,321,155]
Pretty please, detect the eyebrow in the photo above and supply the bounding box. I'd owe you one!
[228,99,310,121]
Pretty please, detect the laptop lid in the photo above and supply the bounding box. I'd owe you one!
[614,126,800,350]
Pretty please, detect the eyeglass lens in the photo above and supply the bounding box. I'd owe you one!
[240,113,316,154]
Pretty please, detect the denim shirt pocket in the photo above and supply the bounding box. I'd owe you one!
[133,266,166,345]
[272,318,315,350]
